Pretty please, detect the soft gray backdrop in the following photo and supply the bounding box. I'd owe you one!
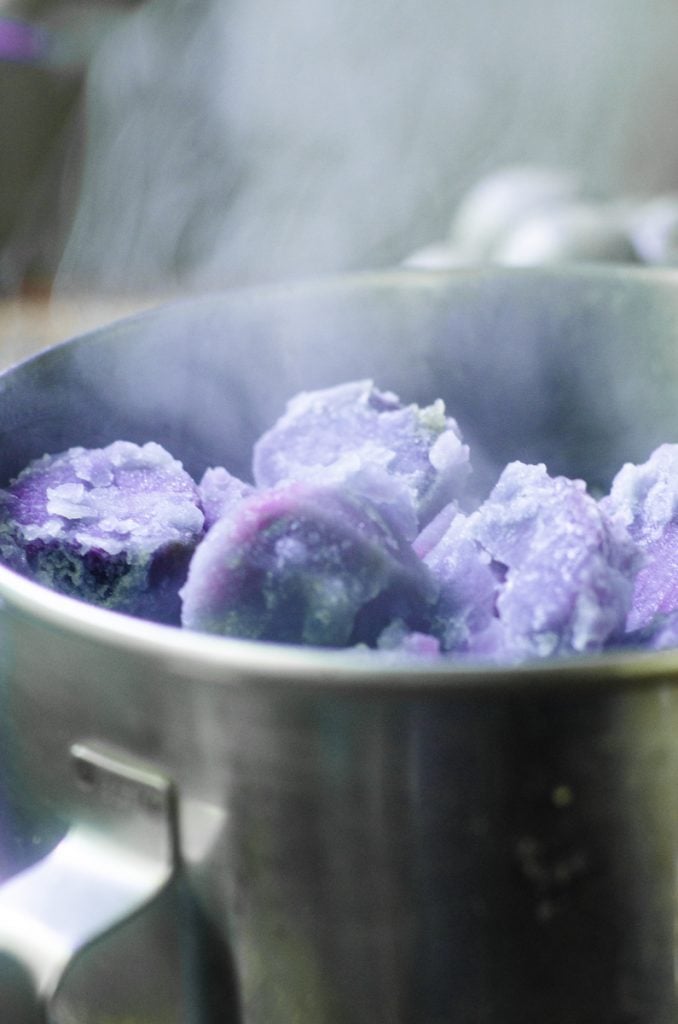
[6,0,678,292]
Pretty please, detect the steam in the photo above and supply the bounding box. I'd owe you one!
[51,0,678,295]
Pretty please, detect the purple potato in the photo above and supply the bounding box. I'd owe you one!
[422,463,639,660]
[0,440,204,623]
[180,481,437,647]
[199,466,254,531]
[620,610,678,653]
[252,379,470,537]
[418,508,499,653]
[640,611,678,651]
[376,620,442,657]
[602,444,678,631]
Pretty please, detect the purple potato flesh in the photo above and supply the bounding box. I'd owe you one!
[422,463,639,660]
[180,481,437,647]
[376,620,442,657]
[641,611,678,651]
[199,466,254,531]
[252,380,470,537]
[602,444,678,631]
[418,509,499,654]
[0,440,204,623]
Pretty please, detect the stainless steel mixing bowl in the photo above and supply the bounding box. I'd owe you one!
[2,265,678,1023]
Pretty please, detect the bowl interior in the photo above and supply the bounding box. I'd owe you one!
[1,266,678,504]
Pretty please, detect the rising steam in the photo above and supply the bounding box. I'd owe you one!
[51,0,678,295]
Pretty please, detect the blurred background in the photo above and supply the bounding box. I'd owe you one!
[3,0,678,316]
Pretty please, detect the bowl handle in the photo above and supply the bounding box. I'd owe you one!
[0,741,179,1022]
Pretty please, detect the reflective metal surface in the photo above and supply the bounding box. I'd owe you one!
[2,266,678,1022]
[0,743,179,1021]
